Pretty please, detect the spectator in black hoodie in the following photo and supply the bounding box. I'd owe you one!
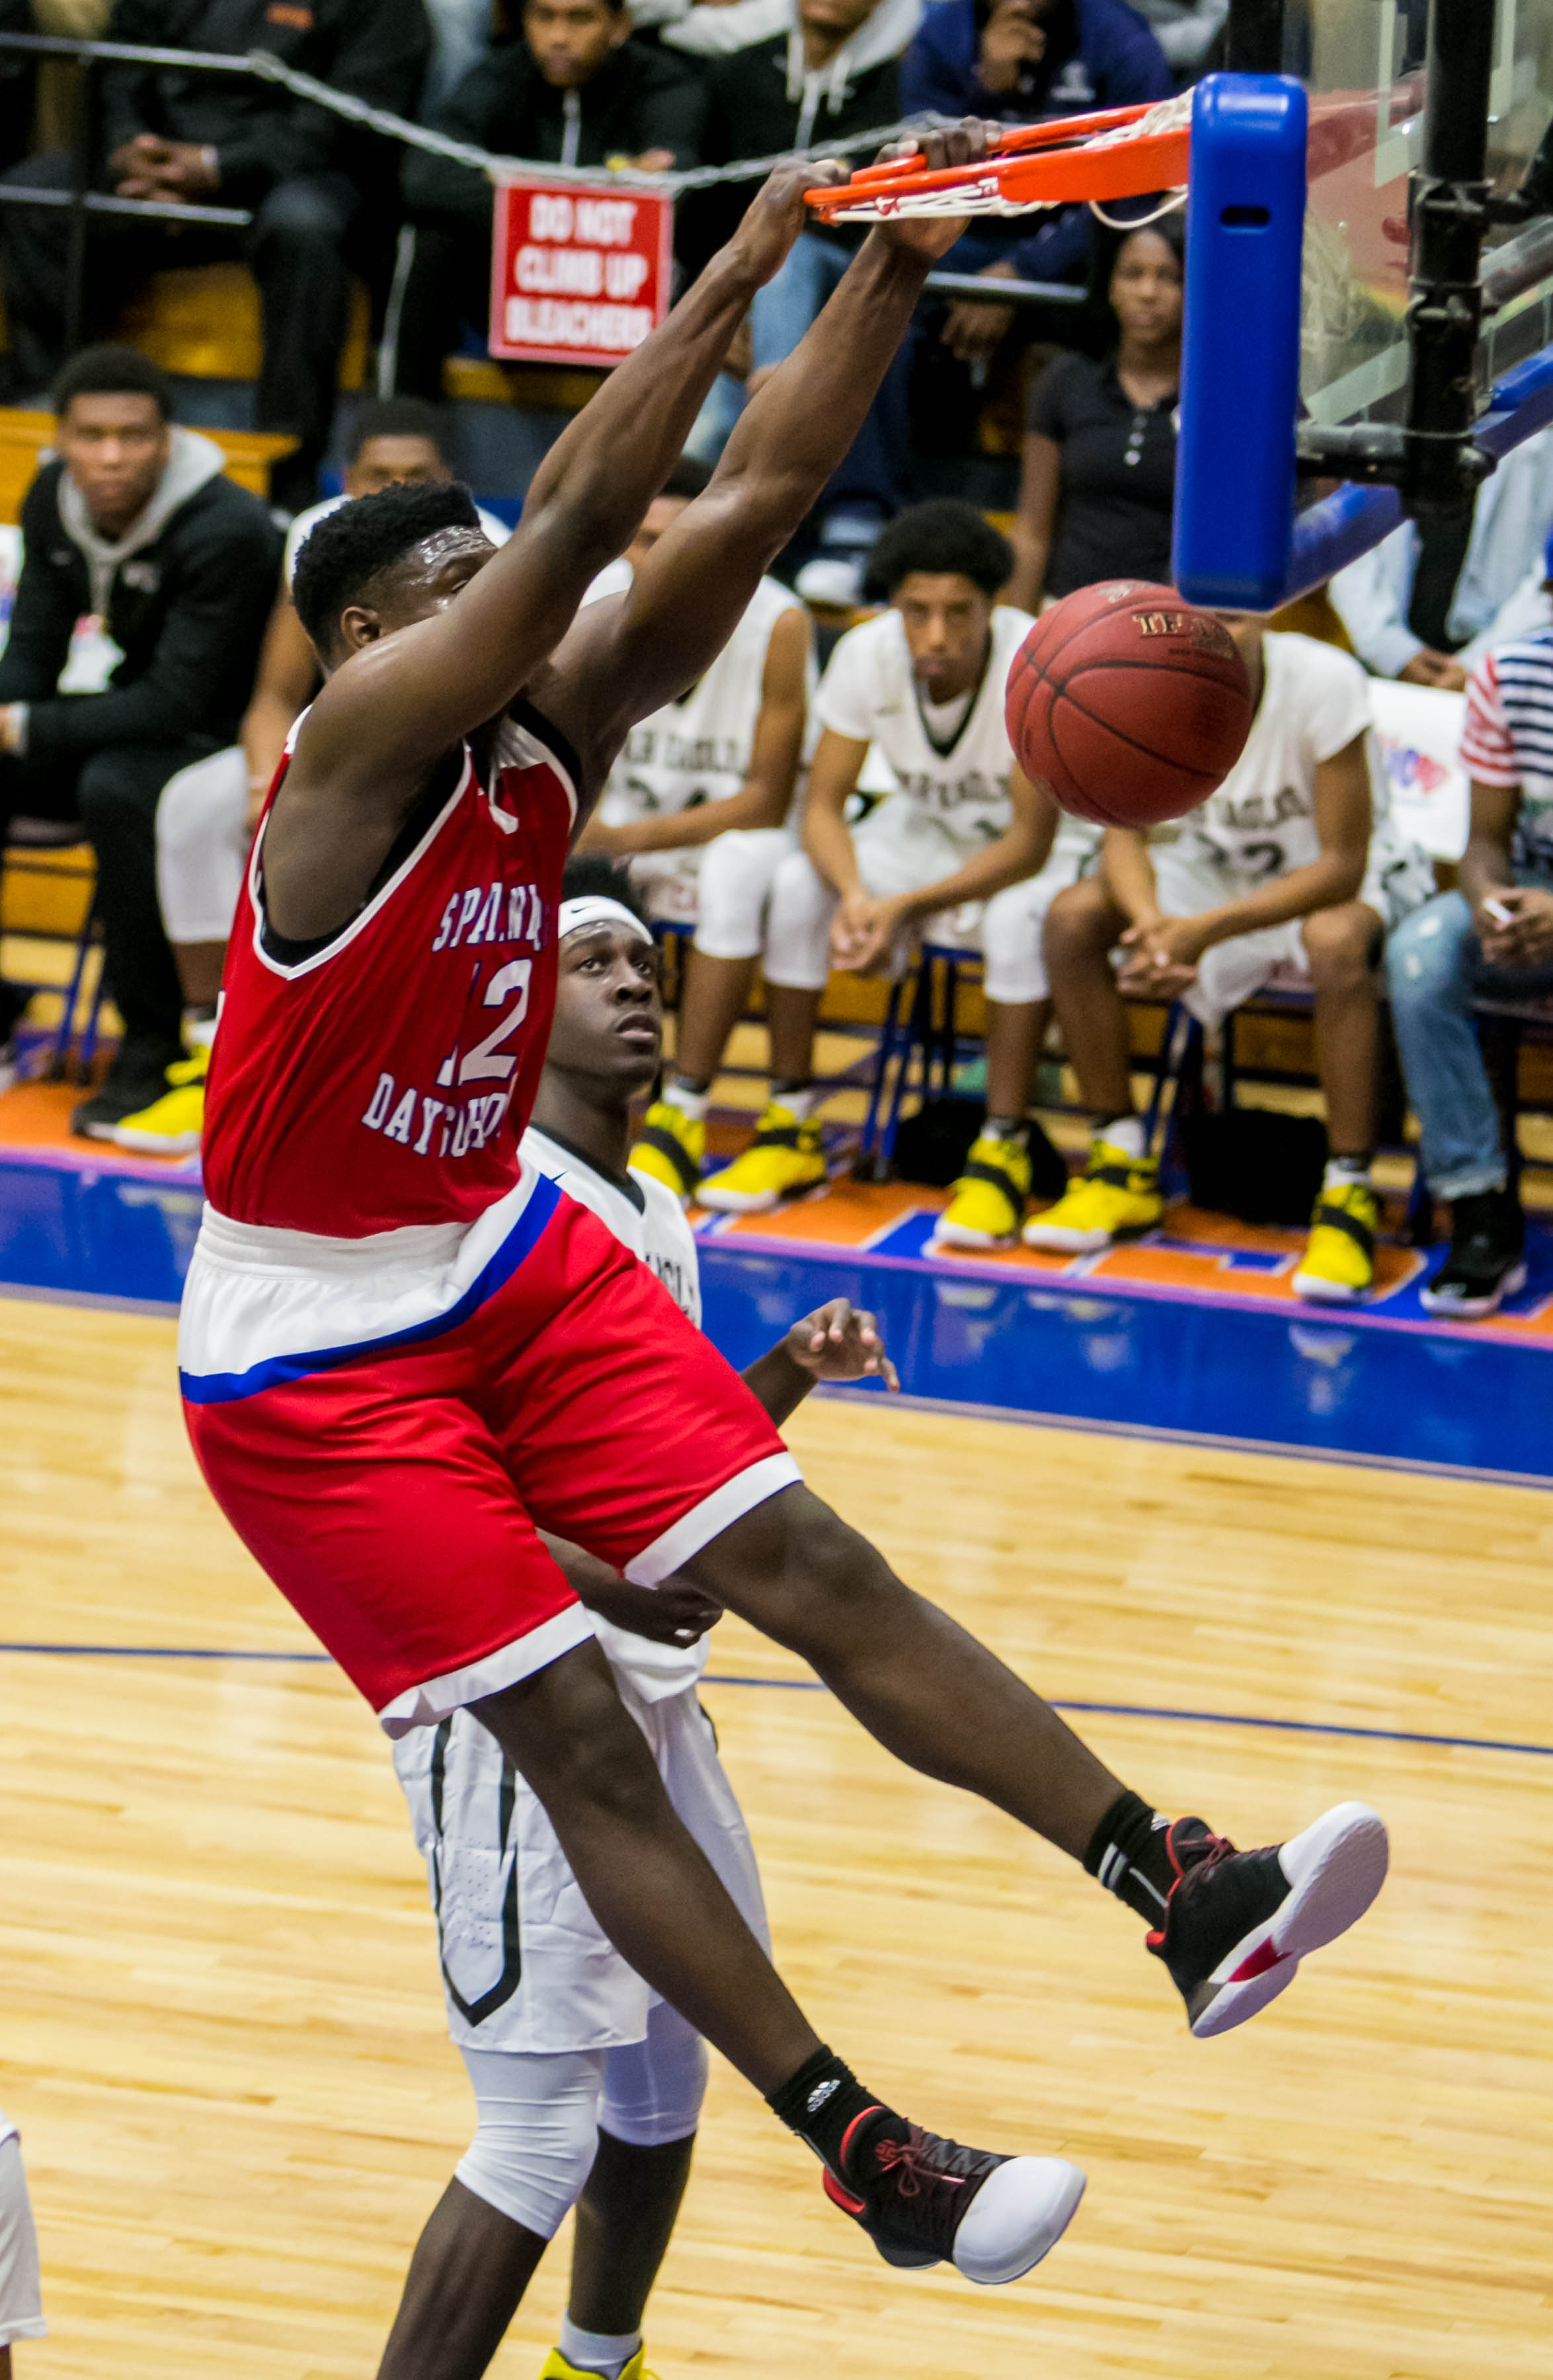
[388,0,705,399]
[0,0,431,513]
[0,346,280,1138]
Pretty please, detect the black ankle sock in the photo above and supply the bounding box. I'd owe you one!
[767,2047,906,2178]
[1084,1788,1175,1925]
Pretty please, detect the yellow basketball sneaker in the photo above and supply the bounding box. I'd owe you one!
[113,1041,210,1156]
[539,2352,657,2380]
[1292,1179,1378,1304]
[934,1133,1031,1249]
[696,1101,826,1212]
[630,1097,705,1202]
[1022,1139,1163,1251]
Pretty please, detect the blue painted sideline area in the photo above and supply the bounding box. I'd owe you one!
[3,1153,1551,1482]
[0,1642,1543,1760]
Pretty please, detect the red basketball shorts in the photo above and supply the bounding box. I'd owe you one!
[180,1171,798,1731]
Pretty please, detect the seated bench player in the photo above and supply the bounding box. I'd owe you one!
[181,139,1390,2287]
[575,454,814,955]
[381,859,898,2380]
[657,500,1097,1213]
[1385,609,1553,1317]
[1031,617,1435,1302]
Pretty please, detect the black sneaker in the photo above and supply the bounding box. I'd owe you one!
[1148,1803,1388,2039]
[1419,1186,1527,1319]
[821,2108,1086,2285]
[71,1043,182,1142]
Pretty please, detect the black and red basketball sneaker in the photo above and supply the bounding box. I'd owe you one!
[821,2108,1086,2285]
[1149,1800,1388,2038]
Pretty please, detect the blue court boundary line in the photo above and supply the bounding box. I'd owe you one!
[0,1642,1544,1761]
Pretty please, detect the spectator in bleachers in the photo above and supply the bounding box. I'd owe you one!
[118,398,508,1156]
[900,0,1172,369]
[1328,426,1553,689]
[389,0,705,401]
[684,0,922,596]
[1007,214,1183,611]
[1127,0,1227,78]
[574,446,811,941]
[655,0,791,54]
[1386,598,1553,1319]
[686,502,1081,1216]
[0,0,431,513]
[0,346,279,1138]
[1033,618,1435,1303]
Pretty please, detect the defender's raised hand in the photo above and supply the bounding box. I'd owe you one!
[784,1299,900,1390]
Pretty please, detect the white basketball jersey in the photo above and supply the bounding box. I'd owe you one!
[387,1122,714,2050]
[1173,631,1392,883]
[518,1124,707,1700]
[602,576,808,830]
[816,604,1047,857]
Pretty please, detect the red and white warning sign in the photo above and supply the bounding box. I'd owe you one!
[489,177,674,370]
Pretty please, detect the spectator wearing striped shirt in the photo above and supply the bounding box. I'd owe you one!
[1386,545,1553,1318]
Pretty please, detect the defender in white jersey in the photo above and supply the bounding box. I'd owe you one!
[685,502,1097,1216]
[1033,623,1435,1302]
[379,860,900,2380]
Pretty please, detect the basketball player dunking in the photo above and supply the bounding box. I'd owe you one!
[180,132,1389,2287]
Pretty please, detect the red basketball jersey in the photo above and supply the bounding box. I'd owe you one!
[202,707,575,1237]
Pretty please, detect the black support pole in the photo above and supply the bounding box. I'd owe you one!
[1225,0,1283,75]
[1404,0,1498,509]
[62,57,93,358]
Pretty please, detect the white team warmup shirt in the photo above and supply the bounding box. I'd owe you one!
[763,605,1099,1003]
[597,573,811,924]
[1150,631,1434,1023]
[391,1125,766,2053]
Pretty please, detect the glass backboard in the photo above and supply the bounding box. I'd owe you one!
[1296,0,1553,426]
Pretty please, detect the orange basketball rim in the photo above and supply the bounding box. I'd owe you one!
[805,95,1192,223]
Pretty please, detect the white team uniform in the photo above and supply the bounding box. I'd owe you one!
[392,1123,768,2064]
[0,2112,44,2348]
[155,496,511,944]
[595,574,812,936]
[762,605,1099,1004]
[1147,632,1435,1026]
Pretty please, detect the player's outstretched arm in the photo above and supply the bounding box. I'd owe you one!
[534,124,998,796]
[291,159,848,805]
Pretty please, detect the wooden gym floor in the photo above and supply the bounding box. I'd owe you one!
[0,1294,1548,2377]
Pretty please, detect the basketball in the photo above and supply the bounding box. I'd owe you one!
[1005,580,1255,827]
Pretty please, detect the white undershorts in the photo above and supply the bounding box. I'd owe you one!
[393,1665,768,2057]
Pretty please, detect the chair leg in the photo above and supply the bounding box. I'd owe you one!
[879,962,933,1173]
[1141,1002,1183,1155]
[46,906,98,1083]
[858,971,908,1173]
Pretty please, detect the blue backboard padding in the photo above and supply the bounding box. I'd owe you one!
[1283,337,1553,605]
[1174,73,1308,612]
